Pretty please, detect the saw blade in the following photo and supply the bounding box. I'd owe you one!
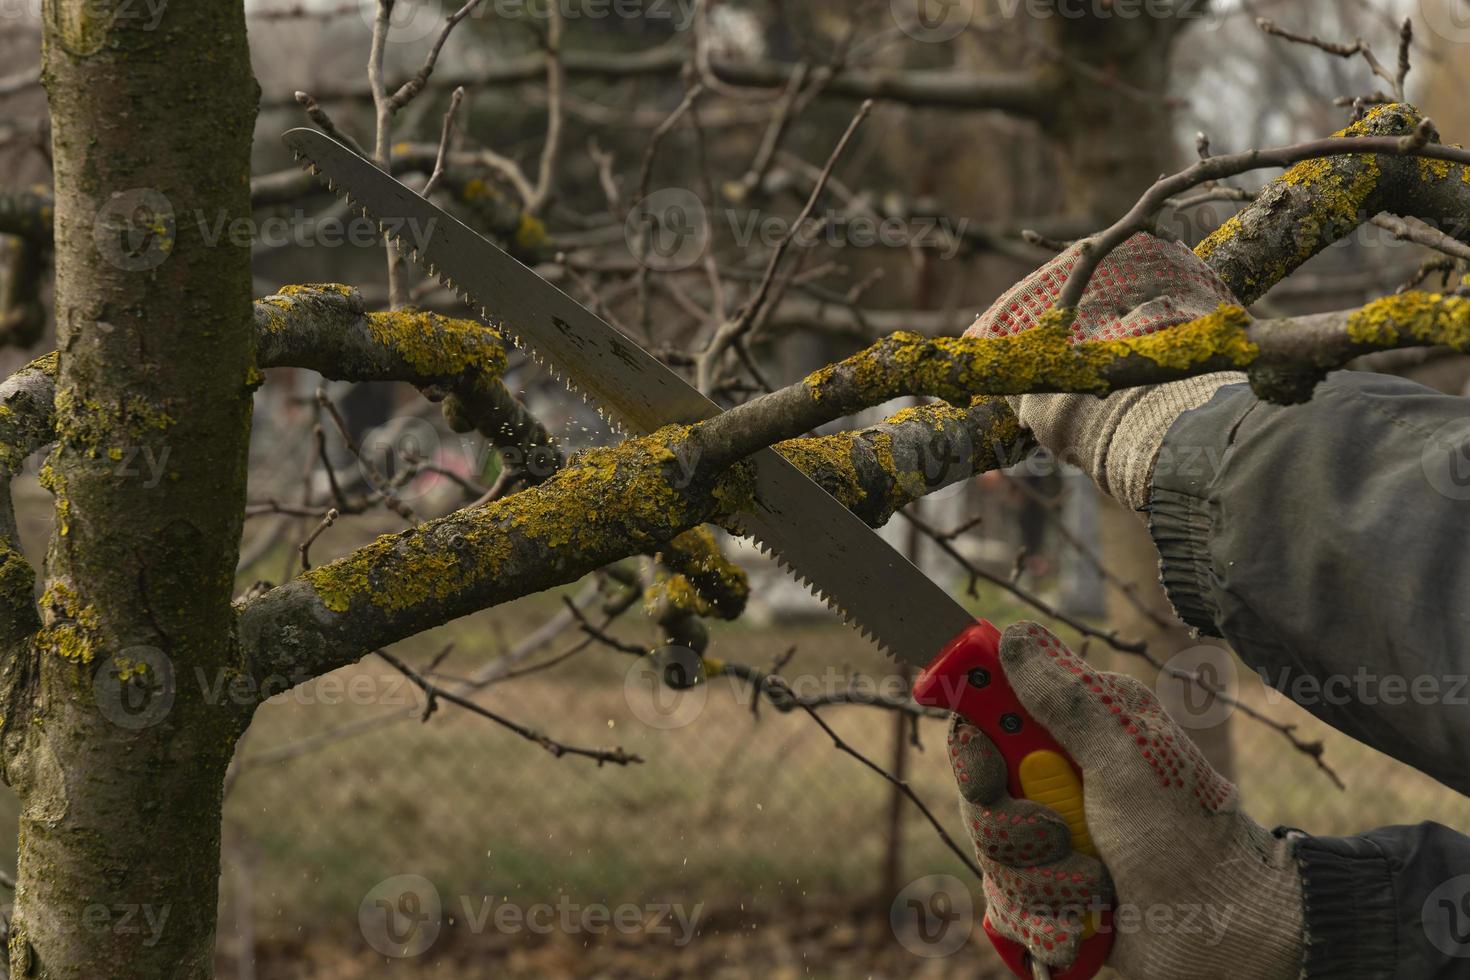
[283,127,977,668]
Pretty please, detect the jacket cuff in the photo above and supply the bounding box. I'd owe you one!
[1292,832,1398,978]
[1146,486,1218,634]
[1145,381,1252,636]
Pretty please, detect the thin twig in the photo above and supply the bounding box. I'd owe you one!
[388,0,489,112]
[771,676,982,880]
[377,649,643,765]
[422,86,466,199]
[294,91,368,157]
[297,507,338,571]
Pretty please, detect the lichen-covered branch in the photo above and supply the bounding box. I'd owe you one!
[255,283,506,392]
[236,396,1027,684]
[1059,103,1470,311]
[775,398,1029,529]
[239,275,1470,687]
[1195,103,1470,304]
[238,426,755,683]
[694,289,1470,468]
[650,526,749,621]
[255,283,561,478]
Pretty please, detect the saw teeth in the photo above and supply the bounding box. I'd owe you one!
[734,521,899,659]
[287,149,640,445]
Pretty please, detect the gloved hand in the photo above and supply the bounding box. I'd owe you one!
[949,621,1304,979]
[966,233,1244,512]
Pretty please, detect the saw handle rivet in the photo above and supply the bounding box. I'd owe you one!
[967,667,991,689]
[1000,713,1023,734]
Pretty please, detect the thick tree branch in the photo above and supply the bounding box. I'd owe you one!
[256,284,562,478]
[1195,103,1470,304]
[237,275,1470,689]
[263,44,1057,117]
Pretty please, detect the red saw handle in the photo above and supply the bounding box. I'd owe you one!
[911,620,1112,980]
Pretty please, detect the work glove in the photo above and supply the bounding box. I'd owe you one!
[948,622,1304,978]
[966,233,1244,512]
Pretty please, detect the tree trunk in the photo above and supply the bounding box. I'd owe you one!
[4,2,260,975]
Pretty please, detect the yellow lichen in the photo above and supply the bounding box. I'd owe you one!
[1110,304,1258,371]
[1194,213,1243,261]
[1345,291,1470,349]
[804,304,1253,408]
[364,309,507,388]
[305,425,752,616]
[36,581,101,664]
[654,526,749,617]
[775,437,865,508]
[514,213,548,254]
[278,283,356,298]
[643,573,711,618]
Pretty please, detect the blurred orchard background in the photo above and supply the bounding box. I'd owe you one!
[4,0,1470,976]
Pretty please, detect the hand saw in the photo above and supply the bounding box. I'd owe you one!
[283,127,1112,980]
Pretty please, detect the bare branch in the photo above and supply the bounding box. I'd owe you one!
[376,649,642,765]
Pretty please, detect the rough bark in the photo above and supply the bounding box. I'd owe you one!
[6,1,260,976]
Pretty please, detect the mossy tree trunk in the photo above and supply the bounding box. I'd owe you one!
[2,1,260,976]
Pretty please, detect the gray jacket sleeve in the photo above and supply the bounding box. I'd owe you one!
[1148,373,1470,979]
